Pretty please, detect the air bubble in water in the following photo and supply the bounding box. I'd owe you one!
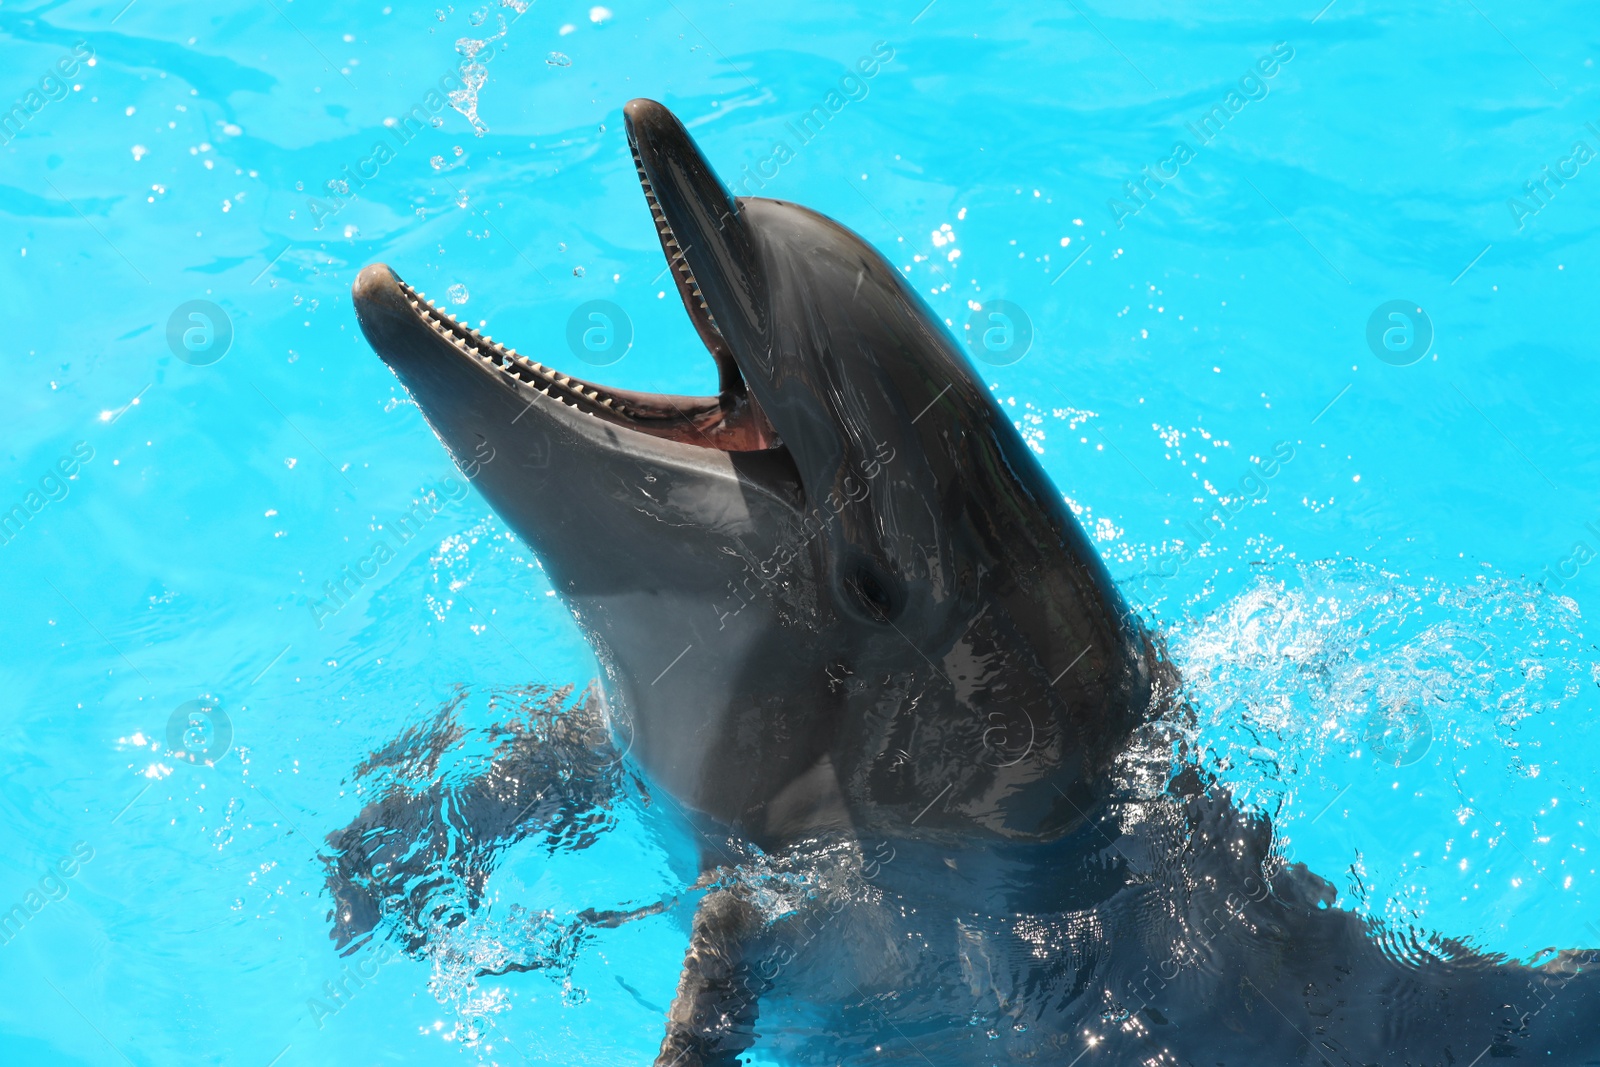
[468,6,488,24]
[448,284,469,305]
[546,52,571,67]
[573,266,584,277]
[430,155,445,170]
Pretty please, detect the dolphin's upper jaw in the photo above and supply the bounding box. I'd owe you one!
[622,99,780,446]
[629,138,734,387]
[624,146,780,452]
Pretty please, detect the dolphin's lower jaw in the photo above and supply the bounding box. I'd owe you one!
[351,267,778,453]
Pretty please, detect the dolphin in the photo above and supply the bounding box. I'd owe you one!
[348,99,1599,1066]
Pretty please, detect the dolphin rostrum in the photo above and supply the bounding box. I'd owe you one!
[348,99,1598,1065]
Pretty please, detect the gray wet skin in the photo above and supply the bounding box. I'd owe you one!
[351,100,1599,1066]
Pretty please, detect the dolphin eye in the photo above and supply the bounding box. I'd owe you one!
[844,562,898,623]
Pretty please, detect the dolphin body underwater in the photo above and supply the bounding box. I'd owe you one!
[343,99,1599,1065]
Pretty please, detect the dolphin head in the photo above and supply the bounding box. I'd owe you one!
[353,99,1159,844]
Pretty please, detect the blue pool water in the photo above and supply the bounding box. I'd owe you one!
[3,0,1599,1062]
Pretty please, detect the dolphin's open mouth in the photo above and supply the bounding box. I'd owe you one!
[356,101,780,454]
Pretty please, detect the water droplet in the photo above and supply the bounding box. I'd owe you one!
[468,6,487,24]
[430,116,444,128]
[572,266,584,277]
[546,52,571,67]
[597,123,606,133]
[557,242,567,252]
[453,145,464,157]
[435,7,449,20]
[448,59,490,136]
[448,284,469,305]
[294,180,304,191]
[430,155,445,170]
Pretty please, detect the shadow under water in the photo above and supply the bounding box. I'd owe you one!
[321,683,647,956]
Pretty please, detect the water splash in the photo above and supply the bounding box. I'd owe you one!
[449,16,508,136]
[1162,561,1591,815]
[1156,560,1598,957]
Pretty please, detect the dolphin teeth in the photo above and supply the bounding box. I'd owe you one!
[393,275,636,428]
